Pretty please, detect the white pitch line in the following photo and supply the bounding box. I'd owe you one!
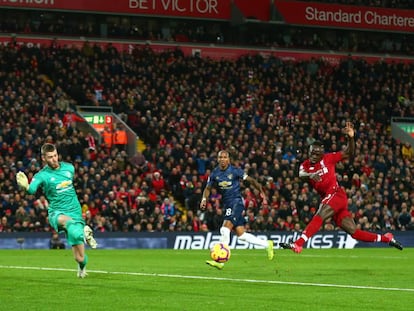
[1,265,413,292]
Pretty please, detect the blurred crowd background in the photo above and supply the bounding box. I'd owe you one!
[0,1,413,234]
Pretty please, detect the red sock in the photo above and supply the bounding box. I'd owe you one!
[351,229,380,242]
[296,215,323,247]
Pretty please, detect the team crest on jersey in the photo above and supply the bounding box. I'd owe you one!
[228,174,233,179]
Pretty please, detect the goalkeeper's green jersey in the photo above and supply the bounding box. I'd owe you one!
[28,162,81,216]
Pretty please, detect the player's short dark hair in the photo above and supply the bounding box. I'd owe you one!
[41,143,57,155]
[311,140,324,148]
[218,146,236,161]
[218,150,229,157]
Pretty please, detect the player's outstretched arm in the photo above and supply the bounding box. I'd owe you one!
[342,121,355,160]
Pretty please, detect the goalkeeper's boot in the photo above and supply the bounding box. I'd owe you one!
[267,240,275,260]
[206,260,224,270]
[77,266,88,278]
[84,225,98,249]
[384,233,403,250]
[279,241,303,254]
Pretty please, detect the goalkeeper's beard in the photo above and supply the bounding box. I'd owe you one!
[47,161,60,169]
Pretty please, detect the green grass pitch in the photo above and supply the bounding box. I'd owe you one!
[0,248,413,311]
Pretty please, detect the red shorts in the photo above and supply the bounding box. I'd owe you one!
[321,188,351,226]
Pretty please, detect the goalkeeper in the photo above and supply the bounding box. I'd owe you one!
[16,143,97,278]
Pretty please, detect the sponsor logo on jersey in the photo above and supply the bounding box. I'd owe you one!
[56,180,72,189]
[218,180,232,189]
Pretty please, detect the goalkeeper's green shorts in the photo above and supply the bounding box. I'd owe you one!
[48,210,85,233]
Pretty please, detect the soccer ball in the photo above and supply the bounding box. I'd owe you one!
[210,243,231,263]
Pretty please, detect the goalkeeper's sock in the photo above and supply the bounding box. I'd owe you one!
[79,253,88,270]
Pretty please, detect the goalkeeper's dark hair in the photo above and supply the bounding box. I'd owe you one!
[41,143,57,155]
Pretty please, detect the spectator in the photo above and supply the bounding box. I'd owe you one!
[401,142,414,161]
[113,124,128,151]
[49,231,66,249]
[398,203,412,230]
[161,197,175,223]
[102,125,113,153]
[151,171,165,194]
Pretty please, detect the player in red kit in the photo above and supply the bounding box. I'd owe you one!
[280,122,403,253]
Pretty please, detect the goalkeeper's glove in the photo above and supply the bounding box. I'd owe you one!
[16,171,29,191]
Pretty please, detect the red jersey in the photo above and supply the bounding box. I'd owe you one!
[300,152,343,196]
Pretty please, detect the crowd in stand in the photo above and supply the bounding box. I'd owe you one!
[0,34,413,234]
